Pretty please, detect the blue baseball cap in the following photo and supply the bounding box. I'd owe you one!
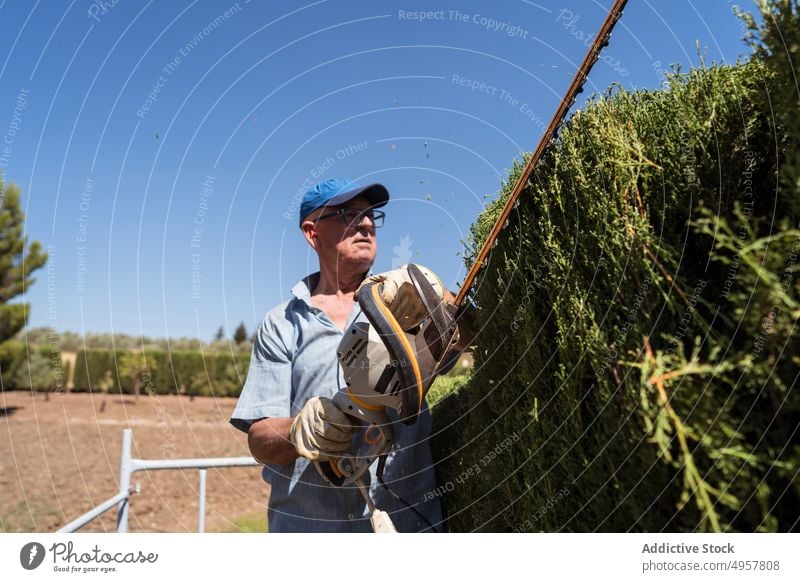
[299,178,389,225]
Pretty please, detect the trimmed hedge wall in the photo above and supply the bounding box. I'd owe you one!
[2,343,248,397]
[71,349,250,397]
[432,4,799,532]
[71,349,121,393]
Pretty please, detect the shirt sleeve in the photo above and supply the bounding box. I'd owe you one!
[229,306,294,433]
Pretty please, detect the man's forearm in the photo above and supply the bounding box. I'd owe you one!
[248,417,298,466]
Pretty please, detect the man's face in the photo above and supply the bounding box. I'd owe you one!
[302,196,379,271]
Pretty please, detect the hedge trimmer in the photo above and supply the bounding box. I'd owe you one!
[315,0,629,532]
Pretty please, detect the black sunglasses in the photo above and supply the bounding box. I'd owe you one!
[315,207,385,228]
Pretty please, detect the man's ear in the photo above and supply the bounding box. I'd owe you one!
[301,220,318,250]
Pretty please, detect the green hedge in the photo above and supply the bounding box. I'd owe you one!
[1,343,249,396]
[0,341,69,392]
[431,4,799,532]
[72,349,121,393]
[71,348,249,397]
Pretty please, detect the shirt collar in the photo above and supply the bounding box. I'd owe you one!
[291,272,319,305]
[291,270,373,306]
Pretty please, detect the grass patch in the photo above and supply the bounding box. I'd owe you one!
[213,512,268,533]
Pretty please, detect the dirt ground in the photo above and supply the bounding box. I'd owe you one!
[0,390,269,533]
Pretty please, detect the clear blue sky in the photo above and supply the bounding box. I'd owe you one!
[0,0,755,340]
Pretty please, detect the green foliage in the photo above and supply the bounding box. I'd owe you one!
[233,322,248,345]
[0,342,67,392]
[0,304,28,348]
[13,328,84,352]
[72,349,119,393]
[432,8,800,533]
[739,0,800,215]
[426,374,470,408]
[15,326,252,352]
[0,182,47,344]
[212,352,250,397]
[13,351,53,392]
[70,348,249,397]
[0,180,47,388]
[0,341,26,389]
[212,512,268,533]
[116,351,157,398]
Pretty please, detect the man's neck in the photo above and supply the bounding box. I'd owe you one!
[312,264,368,297]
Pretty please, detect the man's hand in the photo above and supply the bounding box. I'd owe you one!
[289,396,357,462]
[358,264,445,330]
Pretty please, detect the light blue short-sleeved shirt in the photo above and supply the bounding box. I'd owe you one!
[230,272,443,532]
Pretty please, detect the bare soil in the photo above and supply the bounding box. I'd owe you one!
[0,391,269,533]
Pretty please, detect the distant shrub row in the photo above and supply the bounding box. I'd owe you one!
[0,344,249,398]
[72,349,250,397]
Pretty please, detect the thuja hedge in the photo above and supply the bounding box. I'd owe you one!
[71,349,249,397]
[431,4,799,532]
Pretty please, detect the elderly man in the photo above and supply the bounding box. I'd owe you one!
[231,178,457,532]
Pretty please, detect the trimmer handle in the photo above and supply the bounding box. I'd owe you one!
[315,392,394,487]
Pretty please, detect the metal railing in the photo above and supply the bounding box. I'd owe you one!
[57,429,261,533]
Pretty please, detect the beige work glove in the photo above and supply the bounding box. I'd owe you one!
[289,396,357,462]
[358,264,445,330]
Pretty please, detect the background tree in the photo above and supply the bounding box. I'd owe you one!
[12,350,52,393]
[233,322,247,345]
[0,181,48,344]
[214,326,225,342]
[116,351,156,401]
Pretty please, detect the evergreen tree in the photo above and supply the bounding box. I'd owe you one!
[0,181,47,344]
[117,351,157,401]
[12,350,51,391]
[233,322,247,344]
[214,326,225,342]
